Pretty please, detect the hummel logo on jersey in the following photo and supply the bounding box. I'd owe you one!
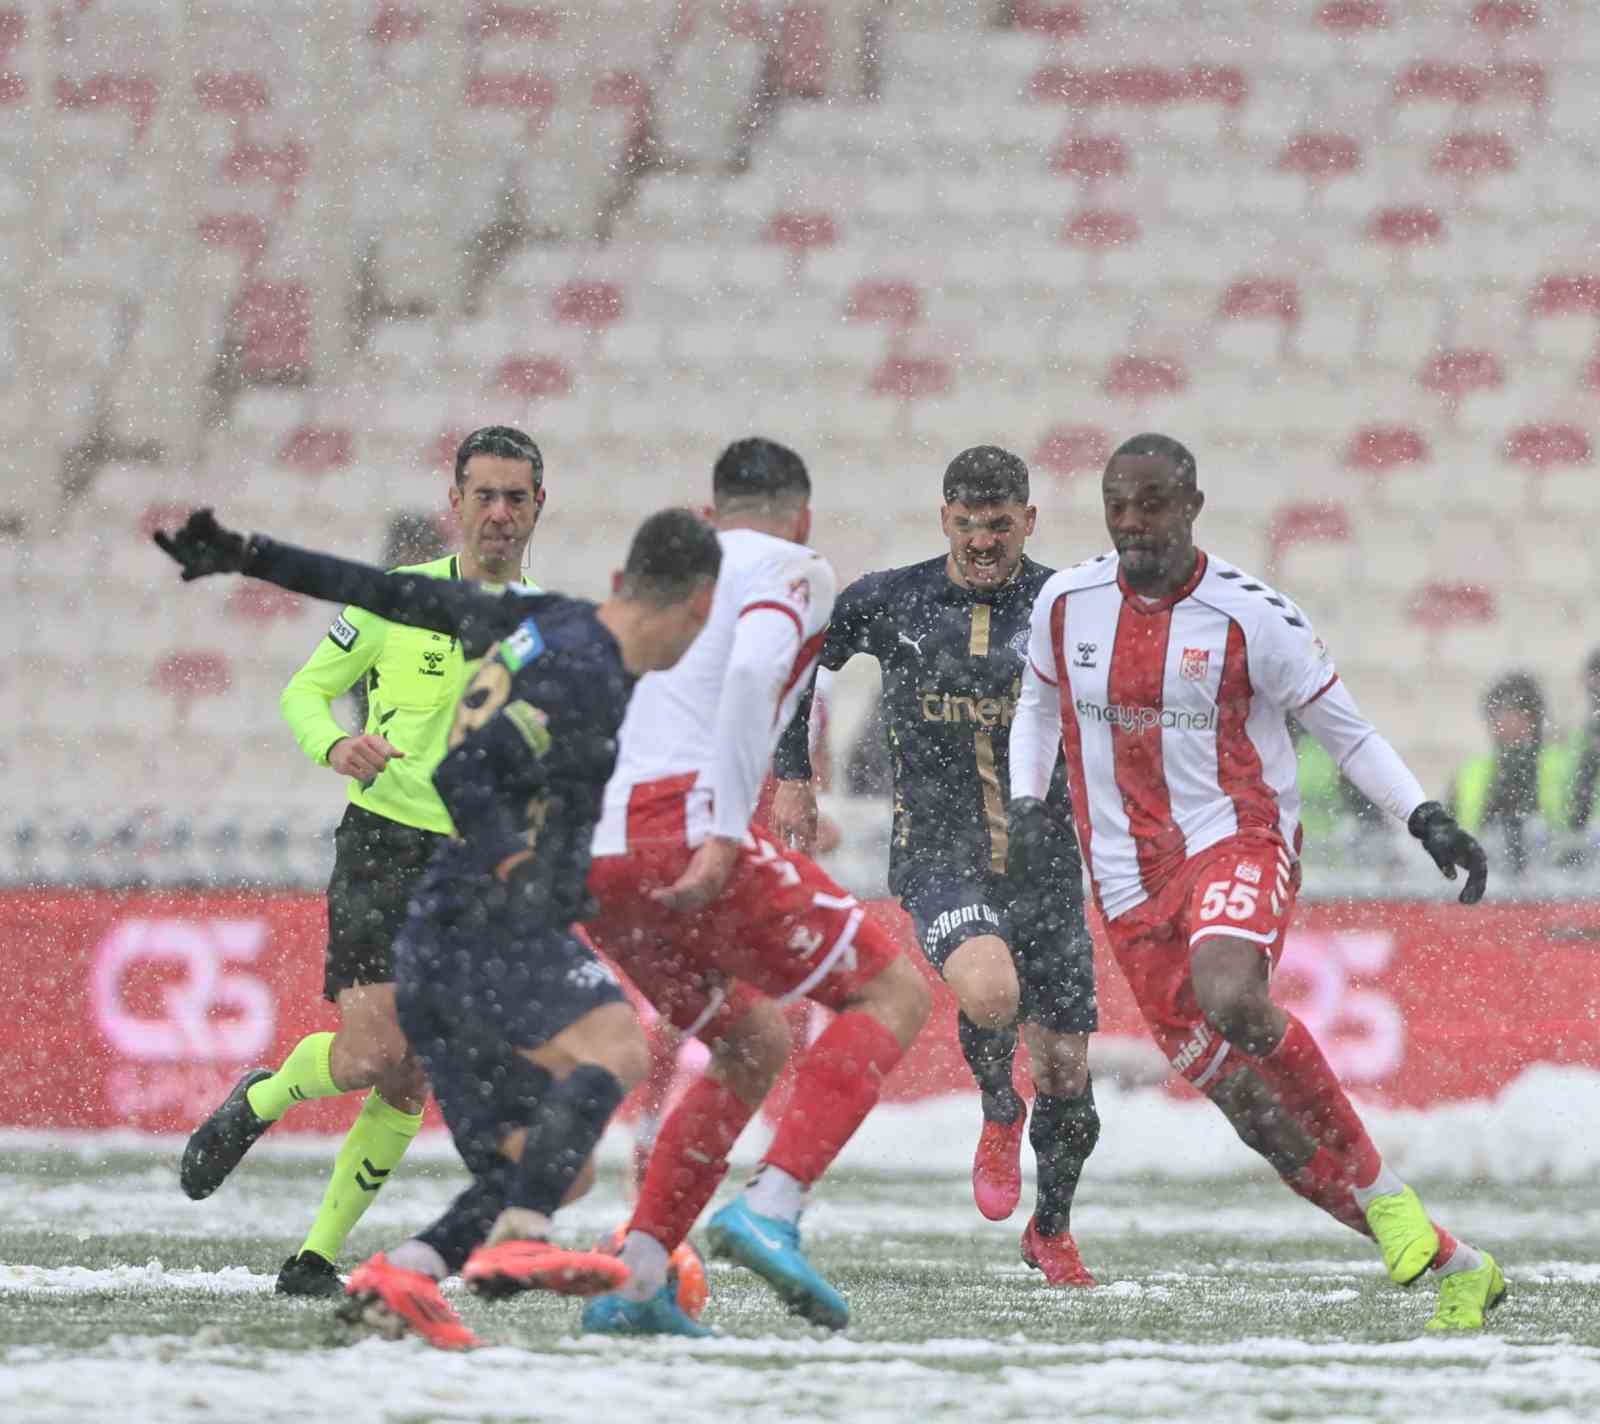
[420,649,446,677]
[1075,699,1218,733]
[1073,642,1098,668]
[898,631,928,655]
[1180,647,1210,681]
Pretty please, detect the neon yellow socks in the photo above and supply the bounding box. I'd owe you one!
[246,1032,339,1122]
[300,1090,424,1263]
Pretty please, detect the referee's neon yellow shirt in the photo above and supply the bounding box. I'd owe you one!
[279,553,536,836]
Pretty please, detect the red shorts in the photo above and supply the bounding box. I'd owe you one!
[584,777,901,1042]
[1101,833,1300,1090]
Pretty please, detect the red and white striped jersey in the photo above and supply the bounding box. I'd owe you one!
[593,527,834,853]
[1014,550,1339,920]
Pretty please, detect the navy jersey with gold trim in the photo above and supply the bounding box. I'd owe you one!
[775,554,1077,894]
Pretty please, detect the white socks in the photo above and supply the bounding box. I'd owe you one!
[388,1239,448,1281]
[742,1164,807,1224]
[619,1230,671,1302]
[1349,1160,1406,1211]
[1431,1238,1484,1278]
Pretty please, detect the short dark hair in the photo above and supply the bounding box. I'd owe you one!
[620,508,722,606]
[1483,670,1545,730]
[712,437,810,508]
[943,445,1029,506]
[1108,432,1198,488]
[455,425,543,488]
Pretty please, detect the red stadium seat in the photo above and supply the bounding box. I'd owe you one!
[764,210,838,253]
[1219,278,1299,325]
[870,354,952,400]
[469,4,560,41]
[55,71,161,140]
[1015,2,1089,39]
[1102,354,1187,400]
[490,355,576,399]
[138,503,200,540]
[1061,208,1139,251]
[1432,131,1515,180]
[1034,425,1110,479]
[465,71,556,121]
[1050,134,1129,183]
[1276,131,1362,181]
[1471,2,1540,39]
[1269,502,1351,560]
[592,69,652,116]
[278,425,355,472]
[0,8,21,55]
[776,5,830,100]
[1503,422,1591,469]
[194,71,272,120]
[1316,0,1389,29]
[551,281,625,330]
[845,279,921,328]
[1528,274,1600,318]
[222,139,309,209]
[1369,206,1444,248]
[1344,425,1431,472]
[228,281,312,384]
[196,213,269,266]
[1419,349,1505,403]
[1406,581,1496,630]
[0,72,21,107]
[1393,62,1485,107]
[152,652,233,701]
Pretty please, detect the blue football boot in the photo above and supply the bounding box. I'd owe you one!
[705,1197,848,1330]
[581,1282,711,1338]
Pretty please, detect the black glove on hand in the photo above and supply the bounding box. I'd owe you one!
[152,508,254,581]
[1006,796,1056,891]
[1408,800,1488,904]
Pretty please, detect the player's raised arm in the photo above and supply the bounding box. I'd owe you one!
[1260,607,1488,903]
[153,509,529,657]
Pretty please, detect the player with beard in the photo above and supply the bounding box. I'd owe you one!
[770,445,1099,1286]
[1010,432,1503,1331]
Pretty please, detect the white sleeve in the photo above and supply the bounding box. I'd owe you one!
[711,605,803,840]
[1295,677,1428,823]
[1009,589,1062,801]
[1252,603,1340,712]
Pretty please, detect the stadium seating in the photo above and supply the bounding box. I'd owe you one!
[7,0,1600,856]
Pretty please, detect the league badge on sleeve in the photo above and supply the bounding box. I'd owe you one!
[328,615,360,651]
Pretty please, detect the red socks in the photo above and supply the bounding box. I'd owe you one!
[629,1075,755,1250]
[1253,1014,1382,1190]
[762,1013,905,1185]
[1284,1146,1375,1238]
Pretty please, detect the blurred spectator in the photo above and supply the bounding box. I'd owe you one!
[1448,672,1572,876]
[1554,648,1600,862]
[1291,715,1385,855]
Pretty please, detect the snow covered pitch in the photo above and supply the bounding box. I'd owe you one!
[4,1078,1600,1423]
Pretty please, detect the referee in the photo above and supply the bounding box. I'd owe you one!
[178,426,545,1297]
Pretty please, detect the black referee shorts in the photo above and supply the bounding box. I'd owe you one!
[899,863,1098,1036]
[323,803,447,1001]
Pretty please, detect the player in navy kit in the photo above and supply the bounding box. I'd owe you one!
[772,446,1100,1285]
[154,505,721,1347]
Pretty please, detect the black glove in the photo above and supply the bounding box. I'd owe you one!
[152,508,255,581]
[1006,796,1056,891]
[1408,801,1488,904]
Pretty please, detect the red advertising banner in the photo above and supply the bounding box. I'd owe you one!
[4,890,1599,1133]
